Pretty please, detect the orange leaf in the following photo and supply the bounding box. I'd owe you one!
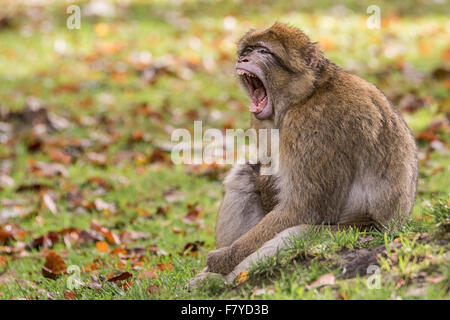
[110,247,127,257]
[96,241,110,253]
[105,231,121,245]
[117,259,127,270]
[121,281,133,290]
[49,149,72,165]
[236,270,249,284]
[156,262,173,272]
[0,255,7,267]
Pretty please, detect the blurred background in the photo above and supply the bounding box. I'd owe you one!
[0,0,448,299]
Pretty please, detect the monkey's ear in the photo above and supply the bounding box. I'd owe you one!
[306,43,322,69]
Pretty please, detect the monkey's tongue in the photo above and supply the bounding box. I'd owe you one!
[249,87,267,113]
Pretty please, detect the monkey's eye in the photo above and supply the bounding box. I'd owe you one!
[241,47,253,55]
[257,48,271,55]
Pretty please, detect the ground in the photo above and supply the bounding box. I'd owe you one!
[0,0,449,300]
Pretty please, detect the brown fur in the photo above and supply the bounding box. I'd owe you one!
[208,23,418,274]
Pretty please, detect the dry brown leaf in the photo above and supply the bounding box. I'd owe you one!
[64,290,76,300]
[42,250,67,279]
[49,149,72,165]
[146,285,162,295]
[156,262,173,272]
[107,271,132,282]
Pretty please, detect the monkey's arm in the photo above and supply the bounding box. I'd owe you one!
[215,164,266,248]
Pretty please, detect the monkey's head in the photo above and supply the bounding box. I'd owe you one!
[236,23,325,121]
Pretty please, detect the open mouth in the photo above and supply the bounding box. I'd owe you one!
[237,68,268,114]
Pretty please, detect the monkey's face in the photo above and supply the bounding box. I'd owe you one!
[236,24,319,121]
[236,46,275,120]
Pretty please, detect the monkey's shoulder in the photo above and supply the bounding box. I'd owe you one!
[285,72,400,133]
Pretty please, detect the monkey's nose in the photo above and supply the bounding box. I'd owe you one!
[238,57,249,63]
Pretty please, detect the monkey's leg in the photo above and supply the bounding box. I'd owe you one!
[190,224,363,288]
[225,225,307,281]
[215,164,266,249]
[188,225,306,290]
[226,224,372,281]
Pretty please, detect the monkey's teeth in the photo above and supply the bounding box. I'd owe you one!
[237,69,256,78]
[249,96,267,113]
[258,96,267,106]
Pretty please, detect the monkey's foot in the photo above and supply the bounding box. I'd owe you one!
[206,246,236,274]
[187,268,227,292]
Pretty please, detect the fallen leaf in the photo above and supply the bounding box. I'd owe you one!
[306,273,335,290]
[28,231,59,250]
[252,286,274,296]
[0,206,33,223]
[42,251,67,279]
[147,245,167,256]
[183,204,202,224]
[87,152,107,166]
[107,271,132,282]
[1,224,27,244]
[162,188,185,203]
[138,269,157,280]
[170,227,186,235]
[110,247,127,257]
[0,255,7,267]
[426,275,446,284]
[396,278,406,289]
[156,262,173,272]
[104,231,121,245]
[337,292,350,300]
[93,198,116,213]
[236,270,249,284]
[96,241,110,253]
[29,161,68,178]
[42,193,58,214]
[181,241,204,256]
[64,290,76,300]
[155,205,169,216]
[146,285,162,295]
[49,149,72,165]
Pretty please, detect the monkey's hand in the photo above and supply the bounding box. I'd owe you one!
[206,246,236,275]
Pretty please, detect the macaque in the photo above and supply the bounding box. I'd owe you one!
[207,23,418,275]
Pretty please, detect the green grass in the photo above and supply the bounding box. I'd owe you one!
[0,0,449,300]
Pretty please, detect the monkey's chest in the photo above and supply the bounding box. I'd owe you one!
[257,174,279,213]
